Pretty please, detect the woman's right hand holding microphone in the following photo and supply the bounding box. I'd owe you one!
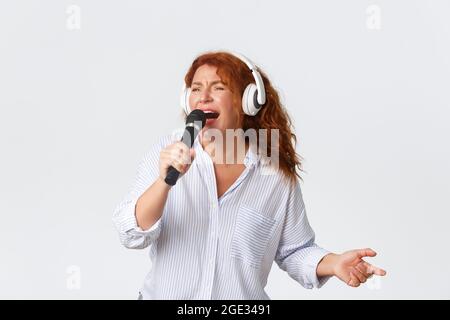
[159,141,196,184]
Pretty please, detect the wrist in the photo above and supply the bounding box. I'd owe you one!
[157,176,172,190]
[317,253,339,277]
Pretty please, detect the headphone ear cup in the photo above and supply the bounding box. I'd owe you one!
[242,84,260,116]
[180,87,192,115]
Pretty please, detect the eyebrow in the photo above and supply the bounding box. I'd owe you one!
[191,80,225,87]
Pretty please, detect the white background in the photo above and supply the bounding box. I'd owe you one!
[1,0,449,299]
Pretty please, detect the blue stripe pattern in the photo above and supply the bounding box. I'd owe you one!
[113,133,330,299]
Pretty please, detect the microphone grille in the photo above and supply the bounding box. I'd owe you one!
[186,109,206,127]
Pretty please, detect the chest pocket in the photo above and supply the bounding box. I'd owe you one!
[231,206,277,268]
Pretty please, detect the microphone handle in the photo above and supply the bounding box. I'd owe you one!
[164,125,198,186]
[164,165,180,186]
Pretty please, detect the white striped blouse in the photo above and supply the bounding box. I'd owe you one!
[112,133,331,300]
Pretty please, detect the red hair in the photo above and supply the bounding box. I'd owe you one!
[184,51,304,183]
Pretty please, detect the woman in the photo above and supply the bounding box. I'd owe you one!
[113,51,386,299]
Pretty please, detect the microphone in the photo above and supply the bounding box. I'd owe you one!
[164,109,219,186]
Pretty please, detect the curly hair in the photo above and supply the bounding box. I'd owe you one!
[183,51,304,183]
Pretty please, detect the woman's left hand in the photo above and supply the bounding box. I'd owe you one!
[333,248,387,287]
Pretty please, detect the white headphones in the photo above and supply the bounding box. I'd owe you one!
[180,52,267,116]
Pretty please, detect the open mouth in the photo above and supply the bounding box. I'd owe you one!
[204,111,220,119]
[202,109,220,120]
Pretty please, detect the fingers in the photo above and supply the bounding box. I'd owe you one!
[357,248,377,259]
[352,267,368,284]
[340,250,387,288]
[160,142,195,177]
[354,248,386,277]
[347,271,361,287]
[161,153,188,172]
[190,148,196,159]
[363,261,387,276]
[348,267,372,287]
[171,158,187,173]
[346,262,387,288]
[356,262,371,278]
[164,144,191,163]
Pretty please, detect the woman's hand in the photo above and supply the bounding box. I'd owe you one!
[317,248,387,287]
[159,142,196,182]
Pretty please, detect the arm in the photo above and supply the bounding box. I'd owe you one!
[112,136,195,249]
[135,141,195,230]
[274,182,331,289]
[112,140,166,250]
[275,182,387,289]
[135,177,171,230]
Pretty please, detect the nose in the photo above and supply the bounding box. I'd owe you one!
[199,89,213,104]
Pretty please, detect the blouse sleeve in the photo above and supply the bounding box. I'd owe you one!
[274,181,332,289]
[112,135,171,249]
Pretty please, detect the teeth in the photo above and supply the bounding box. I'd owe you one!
[205,112,219,119]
